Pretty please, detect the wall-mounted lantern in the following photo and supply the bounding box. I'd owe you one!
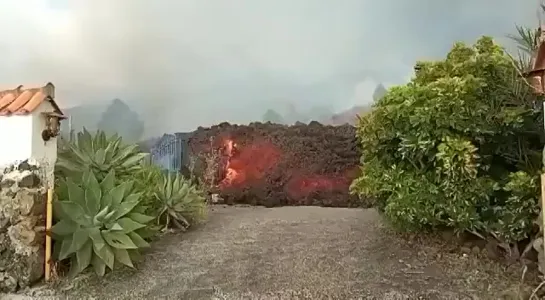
[41,112,65,141]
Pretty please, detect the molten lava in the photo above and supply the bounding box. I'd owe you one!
[219,138,354,199]
[189,121,359,206]
[221,140,239,186]
[219,138,281,188]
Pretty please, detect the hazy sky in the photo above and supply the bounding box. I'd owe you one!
[0,0,539,135]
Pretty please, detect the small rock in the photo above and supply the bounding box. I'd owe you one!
[3,165,14,174]
[461,246,471,254]
[211,194,222,204]
[485,240,501,260]
[383,291,409,300]
[8,217,41,253]
[0,178,15,189]
[16,161,31,172]
[471,246,481,255]
[18,173,40,188]
[0,272,18,293]
[0,215,9,231]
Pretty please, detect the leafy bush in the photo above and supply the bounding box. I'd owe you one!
[351,37,543,243]
[51,170,154,277]
[153,172,207,231]
[132,164,164,211]
[56,128,148,182]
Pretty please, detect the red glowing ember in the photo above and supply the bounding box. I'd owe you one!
[219,139,281,188]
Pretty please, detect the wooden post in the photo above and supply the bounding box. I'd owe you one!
[542,174,545,241]
[44,188,53,281]
[539,84,545,266]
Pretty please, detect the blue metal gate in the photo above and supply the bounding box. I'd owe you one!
[150,132,191,173]
[151,134,182,172]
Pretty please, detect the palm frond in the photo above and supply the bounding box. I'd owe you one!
[507,25,539,55]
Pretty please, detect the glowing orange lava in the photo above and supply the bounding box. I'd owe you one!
[219,138,281,188]
[221,140,239,186]
[218,138,359,202]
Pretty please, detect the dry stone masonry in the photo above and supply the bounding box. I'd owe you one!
[0,160,46,293]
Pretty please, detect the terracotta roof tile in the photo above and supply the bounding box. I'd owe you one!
[0,83,63,116]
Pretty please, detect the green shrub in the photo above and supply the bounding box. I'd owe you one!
[351,37,542,243]
[51,170,154,277]
[132,164,164,212]
[55,128,158,234]
[153,172,207,231]
[489,171,540,242]
[56,128,148,182]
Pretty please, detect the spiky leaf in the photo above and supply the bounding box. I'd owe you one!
[128,212,155,224]
[51,219,77,236]
[128,232,150,248]
[91,252,106,276]
[102,230,138,249]
[117,218,146,233]
[94,243,115,270]
[76,241,93,272]
[113,248,134,268]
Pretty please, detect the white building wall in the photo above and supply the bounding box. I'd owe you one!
[0,100,59,188]
[30,101,58,188]
[0,115,33,166]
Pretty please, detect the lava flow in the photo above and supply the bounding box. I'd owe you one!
[219,138,354,199]
[219,138,281,188]
[191,122,360,206]
[220,139,239,186]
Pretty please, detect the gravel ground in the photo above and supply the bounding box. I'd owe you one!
[2,206,531,299]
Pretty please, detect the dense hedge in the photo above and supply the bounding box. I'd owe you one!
[350,37,543,244]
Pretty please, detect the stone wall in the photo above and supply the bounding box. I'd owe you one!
[0,160,45,292]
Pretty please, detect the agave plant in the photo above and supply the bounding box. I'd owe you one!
[51,169,155,277]
[56,128,148,182]
[154,172,207,231]
[132,165,164,212]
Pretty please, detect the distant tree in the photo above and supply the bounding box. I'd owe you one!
[372,84,388,102]
[97,99,144,143]
[262,109,285,124]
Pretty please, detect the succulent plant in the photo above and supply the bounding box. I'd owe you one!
[132,165,163,208]
[51,169,154,277]
[56,128,148,182]
[154,172,207,231]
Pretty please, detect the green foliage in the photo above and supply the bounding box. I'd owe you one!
[153,172,207,231]
[507,25,539,73]
[56,128,148,182]
[51,170,154,277]
[490,171,540,242]
[133,164,164,212]
[351,37,542,243]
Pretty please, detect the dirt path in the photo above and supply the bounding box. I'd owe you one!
[7,206,528,299]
